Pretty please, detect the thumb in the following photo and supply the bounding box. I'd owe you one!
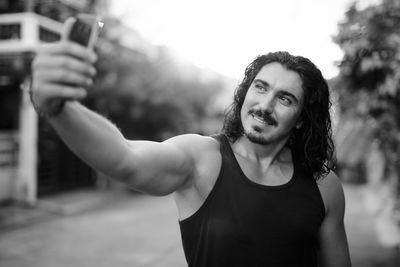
[61,17,77,43]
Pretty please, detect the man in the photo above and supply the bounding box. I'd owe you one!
[31,39,352,266]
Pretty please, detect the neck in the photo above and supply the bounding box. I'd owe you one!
[232,135,291,167]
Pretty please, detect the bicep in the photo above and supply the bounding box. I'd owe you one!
[116,136,195,196]
[318,173,352,267]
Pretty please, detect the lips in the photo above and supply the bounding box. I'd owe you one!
[251,113,276,126]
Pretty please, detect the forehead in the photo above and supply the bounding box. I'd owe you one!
[254,62,304,99]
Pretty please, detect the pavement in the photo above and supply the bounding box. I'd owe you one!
[0,188,186,267]
[0,184,399,267]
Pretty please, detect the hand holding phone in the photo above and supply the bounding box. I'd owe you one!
[30,14,103,117]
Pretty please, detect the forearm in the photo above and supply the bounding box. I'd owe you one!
[30,41,192,193]
[48,101,130,179]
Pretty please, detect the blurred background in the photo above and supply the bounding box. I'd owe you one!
[0,0,399,266]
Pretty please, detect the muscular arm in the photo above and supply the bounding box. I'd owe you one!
[49,102,195,196]
[317,172,352,267]
[31,41,196,196]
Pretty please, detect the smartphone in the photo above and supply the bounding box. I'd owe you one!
[63,14,103,49]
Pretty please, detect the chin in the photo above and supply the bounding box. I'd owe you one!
[244,125,290,146]
[245,130,272,145]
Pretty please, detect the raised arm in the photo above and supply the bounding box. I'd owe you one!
[31,41,195,196]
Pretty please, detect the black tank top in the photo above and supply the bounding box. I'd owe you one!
[179,134,325,267]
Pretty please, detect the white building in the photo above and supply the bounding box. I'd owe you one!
[0,0,107,205]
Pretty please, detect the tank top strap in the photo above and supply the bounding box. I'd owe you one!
[210,134,236,166]
[209,133,227,145]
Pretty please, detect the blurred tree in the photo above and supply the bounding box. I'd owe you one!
[87,17,224,141]
[333,0,400,194]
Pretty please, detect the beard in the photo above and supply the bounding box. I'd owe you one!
[243,120,293,146]
[241,108,297,146]
[244,126,271,145]
[243,109,278,145]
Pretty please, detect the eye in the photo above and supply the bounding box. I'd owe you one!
[254,83,266,91]
[279,95,293,106]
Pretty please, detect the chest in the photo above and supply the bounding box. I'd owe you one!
[235,154,294,186]
[211,186,323,245]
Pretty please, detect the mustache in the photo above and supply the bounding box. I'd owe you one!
[249,109,277,125]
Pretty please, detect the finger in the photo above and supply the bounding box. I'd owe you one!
[33,55,96,77]
[40,83,87,100]
[37,41,97,63]
[35,69,93,87]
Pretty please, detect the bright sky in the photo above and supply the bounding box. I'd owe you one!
[110,0,368,80]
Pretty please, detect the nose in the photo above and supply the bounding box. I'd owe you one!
[259,93,275,114]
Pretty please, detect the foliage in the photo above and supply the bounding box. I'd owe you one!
[333,0,400,184]
[86,18,225,141]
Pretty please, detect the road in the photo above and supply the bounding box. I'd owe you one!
[0,191,186,267]
[0,185,399,267]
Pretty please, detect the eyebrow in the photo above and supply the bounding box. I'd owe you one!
[253,79,300,103]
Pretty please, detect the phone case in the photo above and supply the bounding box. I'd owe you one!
[64,14,103,49]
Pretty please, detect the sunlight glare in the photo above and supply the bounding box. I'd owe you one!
[111,0,355,79]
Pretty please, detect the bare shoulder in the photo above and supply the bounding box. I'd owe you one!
[171,134,223,219]
[169,134,223,202]
[317,171,344,195]
[164,133,220,156]
[167,134,222,181]
[163,134,221,177]
[317,171,346,216]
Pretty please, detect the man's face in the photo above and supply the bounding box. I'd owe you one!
[240,62,304,145]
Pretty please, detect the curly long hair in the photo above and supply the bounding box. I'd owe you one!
[222,51,335,180]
